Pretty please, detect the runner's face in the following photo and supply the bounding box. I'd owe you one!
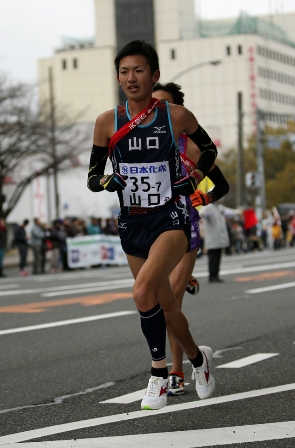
[117,55,160,101]
[152,90,174,104]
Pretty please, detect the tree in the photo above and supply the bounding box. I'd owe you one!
[217,133,295,210]
[0,74,90,219]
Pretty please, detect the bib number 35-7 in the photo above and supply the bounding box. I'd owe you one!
[119,161,171,207]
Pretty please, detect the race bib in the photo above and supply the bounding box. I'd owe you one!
[119,161,172,207]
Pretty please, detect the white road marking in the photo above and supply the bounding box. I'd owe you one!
[7,421,295,447]
[2,261,295,298]
[41,281,134,297]
[192,261,295,278]
[0,383,294,444]
[0,279,134,297]
[34,269,132,282]
[246,281,295,294]
[0,311,137,336]
[213,347,243,358]
[101,388,146,404]
[101,383,190,404]
[217,353,279,368]
[0,284,19,290]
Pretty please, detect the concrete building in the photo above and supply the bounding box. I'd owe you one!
[8,0,295,225]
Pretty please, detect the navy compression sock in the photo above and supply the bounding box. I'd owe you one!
[139,303,166,361]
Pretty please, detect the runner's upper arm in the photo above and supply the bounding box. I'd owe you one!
[93,110,114,147]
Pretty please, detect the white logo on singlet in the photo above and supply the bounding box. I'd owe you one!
[153,126,166,134]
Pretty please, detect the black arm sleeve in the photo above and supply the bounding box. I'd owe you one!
[187,125,218,178]
[87,145,109,192]
[207,165,229,202]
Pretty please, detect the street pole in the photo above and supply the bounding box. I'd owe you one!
[236,92,244,208]
[48,66,59,219]
[256,109,266,220]
[169,60,221,82]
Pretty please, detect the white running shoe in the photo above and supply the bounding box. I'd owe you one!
[141,376,168,410]
[192,346,215,399]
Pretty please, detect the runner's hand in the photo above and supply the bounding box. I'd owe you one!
[100,173,128,192]
[172,175,198,196]
[190,190,213,207]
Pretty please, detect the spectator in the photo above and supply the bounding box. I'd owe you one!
[103,218,118,235]
[243,209,260,252]
[200,202,231,283]
[288,212,295,246]
[30,217,45,274]
[272,220,283,250]
[87,217,102,235]
[49,220,63,273]
[231,219,245,254]
[14,219,29,276]
[40,223,51,274]
[0,219,7,277]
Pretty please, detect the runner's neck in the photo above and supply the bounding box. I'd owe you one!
[127,98,155,119]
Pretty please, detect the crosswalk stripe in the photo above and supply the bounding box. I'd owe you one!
[246,281,295,294]
[1,383,293,445]
[217,353,279,368]
[8,421,295,447]
[0,311,137,336]
[101,383,191,404]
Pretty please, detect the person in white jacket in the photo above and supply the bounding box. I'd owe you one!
[200,202,232,282]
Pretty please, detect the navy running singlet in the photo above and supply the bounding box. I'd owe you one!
[111,100,182,215]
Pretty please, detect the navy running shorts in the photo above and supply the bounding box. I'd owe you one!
[118,200,191,259]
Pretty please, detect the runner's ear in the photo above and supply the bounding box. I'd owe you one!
[152,69,160,84]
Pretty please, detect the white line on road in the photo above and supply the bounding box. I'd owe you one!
[0,382,294,445]
[41,281,134,297]
[0,284,19,290]
[0,279,134,297]
[0,311,137,336]
[8,421,295,447]
[101,388,149,404]
[101,383,190,404]
[246,282,295,294]
[217,353,279,368]
[1,261,295,297]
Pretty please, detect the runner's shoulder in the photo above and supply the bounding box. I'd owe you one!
[95,109,114,126]
[169,104,195,124]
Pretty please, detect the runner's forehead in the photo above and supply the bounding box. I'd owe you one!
[119,55,149,70]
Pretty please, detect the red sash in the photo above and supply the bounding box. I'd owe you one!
[108,98,160,157]
[180,153,196,174]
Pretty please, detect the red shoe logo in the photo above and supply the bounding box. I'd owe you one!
[159,385,168,396]
[203,353,210,383]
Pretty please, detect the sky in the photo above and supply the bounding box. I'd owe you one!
[0,0,295,84]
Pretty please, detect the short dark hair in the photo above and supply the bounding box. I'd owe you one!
[114,40,159,75]
[153,82,185,106]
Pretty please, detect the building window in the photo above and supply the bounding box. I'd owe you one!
[226,46,231,56]
[73,58,78,69]
[62,59,67,70]
[238,45,242,55]
[170,49,176,60]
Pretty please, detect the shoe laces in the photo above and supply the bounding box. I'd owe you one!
[145,377,164,397]
[192,366,207,386]
[169,375,177,388]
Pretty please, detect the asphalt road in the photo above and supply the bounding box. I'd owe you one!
[0,248,294,447]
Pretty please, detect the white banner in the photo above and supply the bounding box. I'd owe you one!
[66,235,127,268]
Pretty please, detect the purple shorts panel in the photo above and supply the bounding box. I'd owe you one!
[185,197,201,252]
